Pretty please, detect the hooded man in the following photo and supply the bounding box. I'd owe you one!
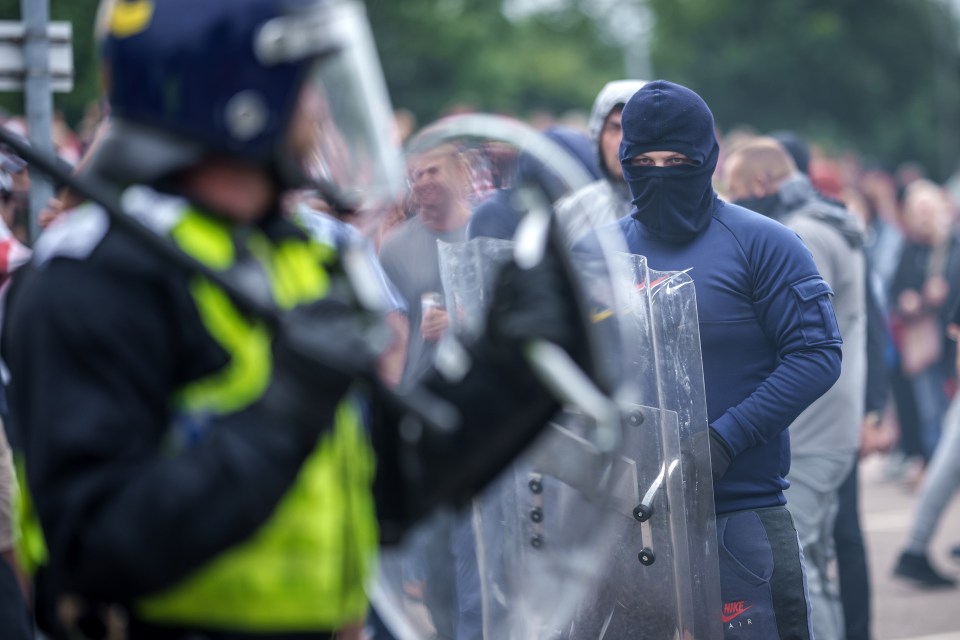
[556,79,646,243]
[611,80,842,639]
[724,137,867,640]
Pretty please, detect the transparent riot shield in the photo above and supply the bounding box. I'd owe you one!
[371,114,721,640]
[559,253,722,640]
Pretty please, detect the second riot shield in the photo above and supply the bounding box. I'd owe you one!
[563,251,722,639]
[371,114,721,640]
[432,237,722,639]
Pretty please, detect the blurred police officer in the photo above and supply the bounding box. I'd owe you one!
[0,1,595,638]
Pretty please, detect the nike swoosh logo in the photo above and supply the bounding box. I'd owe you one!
[721,605,753,623]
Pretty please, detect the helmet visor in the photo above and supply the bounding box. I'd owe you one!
[288,0,405,208]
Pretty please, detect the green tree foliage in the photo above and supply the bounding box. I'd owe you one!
[647,0,960,179]
[1,0,626,133]
[367,0,624,124]
[6,0,955,180]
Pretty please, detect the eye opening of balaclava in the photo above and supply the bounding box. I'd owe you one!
[619,80,720,243]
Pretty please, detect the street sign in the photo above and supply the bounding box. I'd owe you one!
[0,21,73,93]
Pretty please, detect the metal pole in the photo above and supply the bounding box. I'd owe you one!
[21,0,54,246]
[619,0,654,80]
[623,37,653,82]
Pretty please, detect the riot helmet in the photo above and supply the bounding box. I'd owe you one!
[93,0,404,204]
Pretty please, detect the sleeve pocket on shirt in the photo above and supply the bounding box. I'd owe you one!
[791,277,842,346]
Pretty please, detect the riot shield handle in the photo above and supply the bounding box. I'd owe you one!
[633,458,679,523]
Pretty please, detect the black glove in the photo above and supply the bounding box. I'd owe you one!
[482,225,601,386]
[709,427,734,482]
[261,296,388,443]
[375,226,608,533]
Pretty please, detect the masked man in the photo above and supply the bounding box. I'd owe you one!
[609,80,842,639]
[724,137,867,640]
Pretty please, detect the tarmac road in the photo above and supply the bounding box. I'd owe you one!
[860,455,960,640]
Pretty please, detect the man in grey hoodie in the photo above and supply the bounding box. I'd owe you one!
[723,137,867,640]
[556,79,646,243]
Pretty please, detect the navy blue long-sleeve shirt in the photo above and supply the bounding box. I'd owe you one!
[619,200,842,514]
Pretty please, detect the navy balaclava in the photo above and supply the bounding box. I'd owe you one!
[619,80,720,242]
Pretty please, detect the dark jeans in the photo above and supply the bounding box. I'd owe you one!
[833,458,871,640]
[366,607,397,640]
[0,555,30,639]
[891,366,926,461]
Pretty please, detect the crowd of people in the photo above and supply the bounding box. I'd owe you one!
[0,2,958,639]
[1,83,960,640]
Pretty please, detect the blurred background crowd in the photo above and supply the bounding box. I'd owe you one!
[0,0,959,638]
